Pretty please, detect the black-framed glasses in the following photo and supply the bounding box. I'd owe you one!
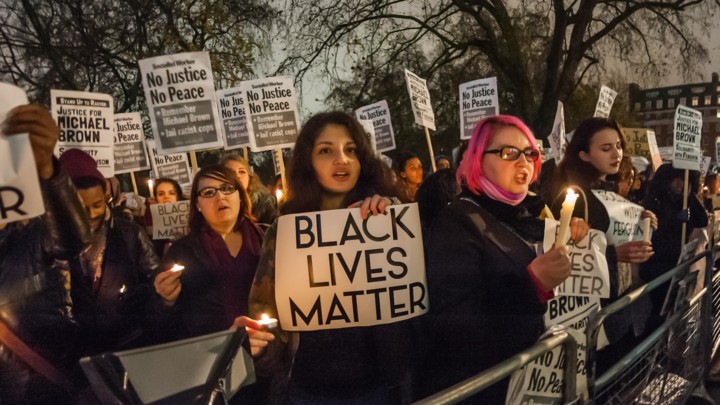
[483,146,540,162]
[197,183,238,198]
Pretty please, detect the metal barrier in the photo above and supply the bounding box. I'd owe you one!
[413,328,580,405]
[414,246,716,405]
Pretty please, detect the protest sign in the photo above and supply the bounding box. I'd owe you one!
[147,140,192,186]
[592,190,648,246]
[274,204,427,331]
[0,83,44,224]
[114,113,150,174]
[543,220,609,298]
[622,128,651,158]
[358,119,378,154]
[659,146,674,162]
[646,129,662,170]
[672,105,702,171]
[139,51,223,154]
[355,100,396,152]
[217,87,250,150]
[404,70,436,130]
[700,156,712,177]
[380,154,393,170]
[459,77,498,140]
[593,85,617,118]
[52,89,114,177]
[548,102,566,165]
[150,201,189,240]
[716,137,720,165]
[240,76,300,152]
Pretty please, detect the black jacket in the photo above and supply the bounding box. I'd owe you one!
[0,165,91,403]
[418,192,546,404]
[68,216,159,355]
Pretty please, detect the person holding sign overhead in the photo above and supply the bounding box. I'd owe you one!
[233,112,410,404]
[552,117,658,373]
[0,104,92,403]
[418,115,585,404]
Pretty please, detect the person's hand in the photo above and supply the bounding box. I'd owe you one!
[348,194,393,219]
[642,210,659,230]
[529,245,570,292]
[615,241,653,263]
[153,267,183,304]
[231,316,276,357]
[569,217,590,244]
[2,104,59,179]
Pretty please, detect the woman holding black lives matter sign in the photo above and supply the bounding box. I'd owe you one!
[552,117,658,374]
[417,115,586,404]
[233,112,411,404]
[143,177,186,257]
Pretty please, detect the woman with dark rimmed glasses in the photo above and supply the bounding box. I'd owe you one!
[417,114,588,404]
[152,165,264,344]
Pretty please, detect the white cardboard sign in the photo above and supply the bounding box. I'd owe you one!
[593,85,617,118]
[114,112,150,174]
[459,77,498,140]
[672,105,702,171]
[591,190,648,246]
[355,100,396,152]
[150,201,190,240]
[217,87,250,150]
[404,70,436,130]
[240,76,300,152]
[147,140,192,187]
[548,102,566,165]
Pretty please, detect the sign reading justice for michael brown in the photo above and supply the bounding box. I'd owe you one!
[274,204,428,331]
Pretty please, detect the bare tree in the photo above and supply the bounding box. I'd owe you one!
[275,0,717,139]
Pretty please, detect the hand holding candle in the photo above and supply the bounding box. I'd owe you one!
[170,264,185,272]
[258,313,278,330]
[148,179,155,198]
[555,188,578,247]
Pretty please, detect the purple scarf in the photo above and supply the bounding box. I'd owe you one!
[479,176,526,206]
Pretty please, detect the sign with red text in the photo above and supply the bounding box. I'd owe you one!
[404,70,436,130]
[240,76,300,152]
[139,51,223,154]
[0,83,45,224]
[355,100,396,152]
[114,113,150,174]
[275,204,427,330]
[52,89,114,177]
[459,77,498,140]
[150,201,190,239]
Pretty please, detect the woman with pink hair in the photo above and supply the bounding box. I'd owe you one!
[417,115,585,403]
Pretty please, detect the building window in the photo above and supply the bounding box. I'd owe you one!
[717,109,720,118]
[656,99,663,109]
[668,98,675,108]
[634,102,641,111]
[645,101,651,110]
[680,97,686,106]
[692,97,699,106]
[705,96,712,105]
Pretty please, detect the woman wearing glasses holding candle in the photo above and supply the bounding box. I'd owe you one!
[418,115,585,403]
[152,165,263,342]
[234,112,410,404]
[552,117,658,373]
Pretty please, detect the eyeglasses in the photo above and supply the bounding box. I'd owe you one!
[197,184,238,198]
[483,146,540,162]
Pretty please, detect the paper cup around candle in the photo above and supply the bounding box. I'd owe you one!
[258,313,278,330]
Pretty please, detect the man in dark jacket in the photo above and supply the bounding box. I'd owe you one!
[58,149,161,356]
[0,104,92,403]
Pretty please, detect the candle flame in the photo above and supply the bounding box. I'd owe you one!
[275,189,283,201]
[119,284,126,294]
[170,264,185,272]
[261,313,270,322]
[148,179,154,187]
[565,188,578,202]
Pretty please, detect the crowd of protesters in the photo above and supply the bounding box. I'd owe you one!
[1,102,716,405]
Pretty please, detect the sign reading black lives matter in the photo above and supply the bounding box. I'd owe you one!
[404,70,436,130]
[52,89,114,177]
[275,204,428,331]
[239,76,300,152]
[147,140,192,187]
[217,87,250,150]
[355,100,396,152]
[114,112,150,174]
[150,201,190,240]
[0,83,45,224]
[459,77,498,140]
[672,105,702,171]
[139,51,223,154]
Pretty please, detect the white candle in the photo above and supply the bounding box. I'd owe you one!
[258,313,278,330]
[148,179,155,198]
[556,188,578,247]
[170,264,185,272]
[642,217,651,242]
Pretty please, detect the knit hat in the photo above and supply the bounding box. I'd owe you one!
[58,148,105,184]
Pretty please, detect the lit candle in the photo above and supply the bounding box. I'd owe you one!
[275,189,283,202]
[258,313,278,330]
[148,179,155,198]
[170,264,185,272]
[642,217,651,242]
[555,188,578,247]
[119,284,127,294]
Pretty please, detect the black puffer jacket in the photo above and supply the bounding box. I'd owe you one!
[0,164,91,404]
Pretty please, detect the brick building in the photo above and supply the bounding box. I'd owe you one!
[629,72,720,161]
